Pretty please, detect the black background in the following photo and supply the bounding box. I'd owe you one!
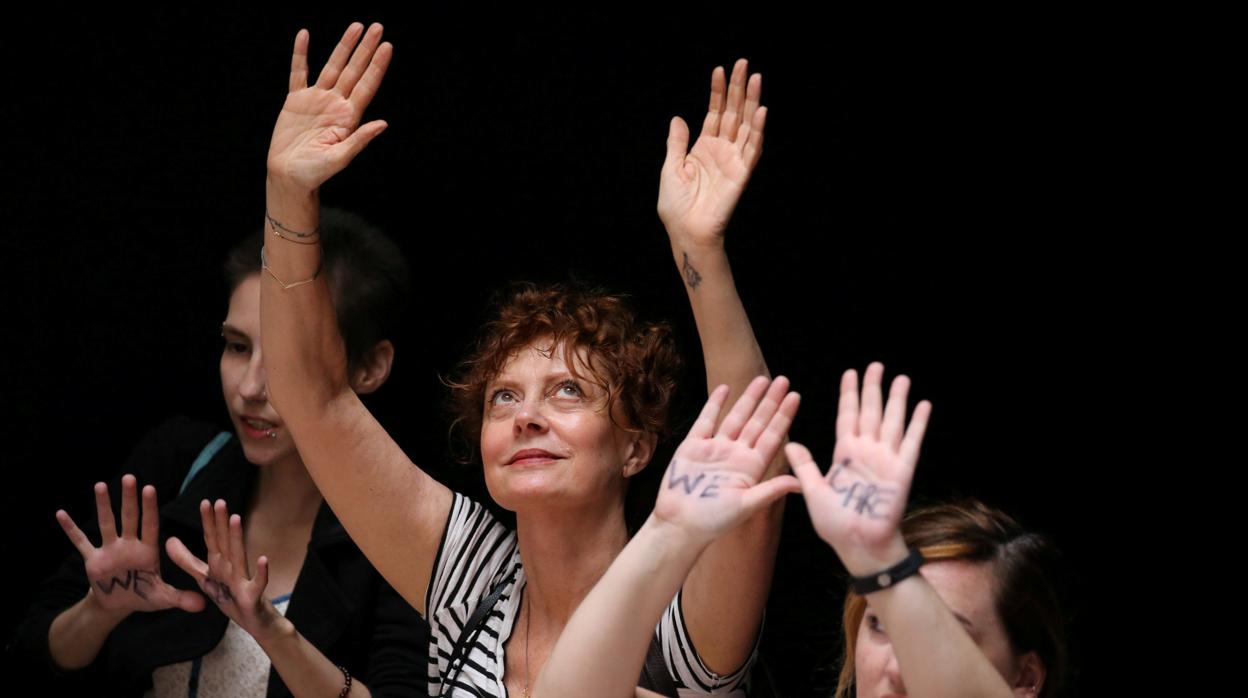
[1,7,1130,695]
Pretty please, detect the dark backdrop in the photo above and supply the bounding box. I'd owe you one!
[2,7,1124,695]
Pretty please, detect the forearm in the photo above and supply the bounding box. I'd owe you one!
[258,616,370,698]
[536,517,707,698]
[870,578,1012,698]
[261,175,351,419]
[46,591,129,670]
[670,239,769,396]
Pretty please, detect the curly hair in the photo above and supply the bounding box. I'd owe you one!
[835,499,1068,698]
[446,282,682,464]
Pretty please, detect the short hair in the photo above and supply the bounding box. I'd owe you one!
[446,282,682,464]
[835,499,1068,698]
[224,208,410,369]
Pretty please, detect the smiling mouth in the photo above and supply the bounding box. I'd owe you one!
[507,450,563,466]
[240,417,278,438]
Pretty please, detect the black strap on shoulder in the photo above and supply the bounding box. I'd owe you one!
[439,567,518,697]
[639,634,679,698]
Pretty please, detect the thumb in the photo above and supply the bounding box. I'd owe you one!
[165,536,208,578]
[331,119,388,173]
[172,588,206,613]
[663,116,689,172]
[739,474,801,514]
[785,442,825,498]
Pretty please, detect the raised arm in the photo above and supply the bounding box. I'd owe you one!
[786,363,1012,698]
[46,476,204,670]
[261,23,451,614]
[658,58,784,672]
[536,379,799,698]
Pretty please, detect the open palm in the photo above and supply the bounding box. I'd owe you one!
[167,500,282,643]
[56,475,204,614]
[654,376,799,540]
[658,59,767,245]
[787,363,931,576]
[267,23,392,191]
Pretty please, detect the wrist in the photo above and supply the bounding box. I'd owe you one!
[642,515,715,558]
[265,173,320,202]
[836,535,912,580]
[249,605,295,649]
[666,229,726,254]
[81,588,132,627]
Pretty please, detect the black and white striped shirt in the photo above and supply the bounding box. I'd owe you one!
[424,494,755,697]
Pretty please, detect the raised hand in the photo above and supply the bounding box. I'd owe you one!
[56,475,205,615]
[166,500,282,644]
[786,363,931,576]
[653,376,800,541]
[266,22,392,192]
[658,58,767,247]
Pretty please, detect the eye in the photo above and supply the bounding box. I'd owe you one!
[866,612,885,635]
[221,335,250,355]
[489,388,518,406]
[553,380,583,398]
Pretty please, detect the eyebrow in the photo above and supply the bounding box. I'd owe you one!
[220,323,251,340]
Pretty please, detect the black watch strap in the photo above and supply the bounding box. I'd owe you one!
[849,548,925,594]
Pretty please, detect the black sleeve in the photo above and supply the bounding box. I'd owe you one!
[357,574,428,696]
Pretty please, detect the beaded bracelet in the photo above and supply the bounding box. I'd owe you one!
[338,665,352,697]
[266,210,320,245]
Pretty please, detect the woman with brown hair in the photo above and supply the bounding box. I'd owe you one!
[260,21,789,698]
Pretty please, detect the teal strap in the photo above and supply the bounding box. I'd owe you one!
[179,432,233,496]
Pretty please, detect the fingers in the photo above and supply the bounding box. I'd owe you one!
[879,374,911,451]
[228,514,249,578]
[858,362,886,440]
[166,536,209,578]
[742,72,762,129]
[119,475,139,539]
[688,385,731,439]
[701,66,726,139]
[94,482,118,545]
[739,376,791,447]
[742,106,767,171]
[315,22,365,90]
[899,400,932,467]
[715,376,771,440]
[254,555,270,592]
[835,369,860,441]
[289,29,309,93]
[720,59,749,143]
[348,41,393,114]
[740,474,801,513]
[754,392,801,463]
[140,485,160,545]
[213,500,231,564]
[56,510,95,557]
[664,116,690,172]
[337,23,384,98]
[200,500,219,559]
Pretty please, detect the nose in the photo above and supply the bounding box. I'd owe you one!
[240,349,268,403]
[512,398,549,436]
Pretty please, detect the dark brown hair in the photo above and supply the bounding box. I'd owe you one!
[835,500,1067,698]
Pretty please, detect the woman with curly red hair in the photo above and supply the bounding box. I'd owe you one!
[259,22,792,698]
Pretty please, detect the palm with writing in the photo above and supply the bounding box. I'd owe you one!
[267,22,392,192]
[167,500,282,644]
[56,475,205,615]
[786,363,932,576]
[653,376,800,542]
[658,59,767,247]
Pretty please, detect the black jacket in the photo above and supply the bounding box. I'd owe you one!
[12,417,427,697]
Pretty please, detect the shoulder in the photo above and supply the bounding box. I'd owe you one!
[120,416,235,496]
[425,492,519,615]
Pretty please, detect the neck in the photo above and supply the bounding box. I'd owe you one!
[514,496,631,626]
[248,455,323,526]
